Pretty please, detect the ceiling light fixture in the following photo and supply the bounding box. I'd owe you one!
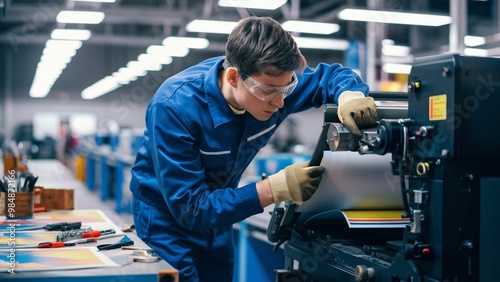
[126,61,148,76]
[81,38,201,100]
[292,37,349,50]
[464,35,486,47]
[464,48,488,56]
[282,21,340,35]
[186,20,238,34]
[51,29,92,41]
[56,11,105,24]
[30,39,83,98]
[162,36,209,49]
[382,63,412,74]
[112,68,137,85]
[146,45,189,57]
[82,76,121,100]
[338,8,452,27]
[382,45,411,57]
[43,47,77,57]
[218,0,286,10]
[45,39,83,50]
[138,53,173,66]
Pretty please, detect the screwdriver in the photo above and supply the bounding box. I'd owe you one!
[43,222,82,231]
[17,222,82,231]
[57,229,116,242]
[82,229,116,238]
[39,238,97,248]
[38,242,76,248]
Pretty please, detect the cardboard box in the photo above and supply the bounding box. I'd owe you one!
[0,192,34,218]
[38,188,74,210]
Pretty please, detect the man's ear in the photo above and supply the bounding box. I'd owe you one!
[226,67,239,88]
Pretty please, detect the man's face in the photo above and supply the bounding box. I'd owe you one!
[232,69,296,121]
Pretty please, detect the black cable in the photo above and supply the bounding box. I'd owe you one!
[399,161,410,218]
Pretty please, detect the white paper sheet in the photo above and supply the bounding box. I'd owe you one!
[298,151,404,213]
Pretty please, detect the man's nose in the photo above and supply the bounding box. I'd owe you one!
[270,94,285,108]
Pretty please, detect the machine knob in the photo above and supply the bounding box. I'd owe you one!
[408,81,421,93]
[416,162,430,176]
[416,125,434,138]
[326,123,351,151]
[354,265,375,282]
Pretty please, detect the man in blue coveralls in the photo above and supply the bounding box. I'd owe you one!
[130,16,377,281]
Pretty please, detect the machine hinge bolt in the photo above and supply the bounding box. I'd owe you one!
[355,265,375,282]
[462,240,474,250]
[442,67,450,76]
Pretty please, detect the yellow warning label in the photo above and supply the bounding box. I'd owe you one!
[429,95,447,121]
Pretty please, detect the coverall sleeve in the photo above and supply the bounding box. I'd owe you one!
[285,62,370,114]
[146,101,263,231]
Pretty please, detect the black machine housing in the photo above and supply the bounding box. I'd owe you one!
[270,53,500,282]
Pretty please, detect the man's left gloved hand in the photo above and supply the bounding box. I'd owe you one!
[337,90,378,138]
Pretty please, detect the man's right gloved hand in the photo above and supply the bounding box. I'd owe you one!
[268,162,326,204]
[337,90,378,138]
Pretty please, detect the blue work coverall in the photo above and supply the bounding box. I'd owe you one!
[130,56,368,281]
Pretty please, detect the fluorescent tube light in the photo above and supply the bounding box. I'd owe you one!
[40,54,72,64]
[186,20,238,34]
[30,87,50,98]
[112,67,139,85]
[38,60,68,71]
[282,21,340,35]
[146,45,189,57]
[43,47,77,57]
[382,63,412,74]
[218,0,286,10]
[125,61,148,77]
[162,36,209,49]
[138,53,173,65]
[138,60,162,72]
[82,76,121,100]
[382,39,395,45]
[45,39,83,50]
[51,29,92,41]
[464,48,488,56]
[382,45,410,57]
[292,37,349,50]
[338,8,451,27]
[56,11,105,24]
[81,38,194,100]
[464,35,486,47]
[30,39,83,98]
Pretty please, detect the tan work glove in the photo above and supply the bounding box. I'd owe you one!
[337,91,378,138]
[268,162,325,204]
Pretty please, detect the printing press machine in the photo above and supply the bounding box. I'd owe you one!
[267,53,500,282]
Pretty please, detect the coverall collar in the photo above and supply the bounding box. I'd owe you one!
[204,57,242,128]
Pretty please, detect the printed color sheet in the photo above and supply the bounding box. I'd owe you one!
[0,231,59,249]
[0,247,119,272]
[299,209,409,229]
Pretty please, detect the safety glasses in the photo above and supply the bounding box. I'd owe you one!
[238,69,298,102]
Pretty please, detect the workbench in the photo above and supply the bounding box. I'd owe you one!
[0,159,178,282]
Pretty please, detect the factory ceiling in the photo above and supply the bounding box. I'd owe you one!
[0,0,497,101]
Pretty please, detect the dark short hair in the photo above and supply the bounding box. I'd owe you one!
[225,16,307,76]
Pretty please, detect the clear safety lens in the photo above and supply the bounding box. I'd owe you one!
[240,70,298,102]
